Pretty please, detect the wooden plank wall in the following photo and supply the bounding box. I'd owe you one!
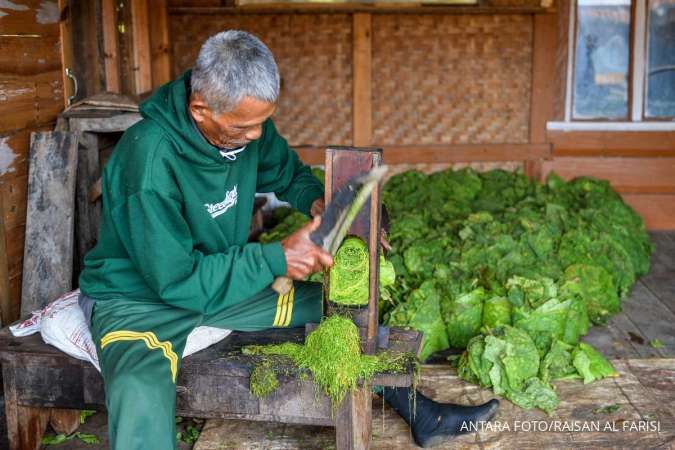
[0,0,65,323]
[543,132,675,230]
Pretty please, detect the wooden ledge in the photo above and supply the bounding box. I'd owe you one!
[295,143,551,165]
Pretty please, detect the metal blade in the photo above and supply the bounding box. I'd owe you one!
[310,165,388,255]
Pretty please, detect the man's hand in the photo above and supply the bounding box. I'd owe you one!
[310,198,325,217]
[281,215,333,280]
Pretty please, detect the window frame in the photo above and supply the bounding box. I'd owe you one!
[548,0,675,131]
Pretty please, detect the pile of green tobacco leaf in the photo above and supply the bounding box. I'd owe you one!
[258,168,325,244]
[244,314,415,409]
[381,168,651,412]
[258,207,309,244]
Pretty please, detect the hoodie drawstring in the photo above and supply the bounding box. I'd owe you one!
[219,146,246,161]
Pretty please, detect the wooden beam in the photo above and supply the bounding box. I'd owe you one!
[622,195,675,230]
[335,385,372,450]
[58,0,75,107]
[168,5,557,15]
[49,409,81,436]
[75,133,102,273]
[295,144,551,165]
[0,194,9,327]
[3,363,50,450]
[383,144,551,164]
[102,0,121,93]
[527,13,557,181]
[68,112,143,133]
[530,13,557,144]
[541,157,675,195]
[548,130,675,156]
[150,0,172,88]
[352,13,372,147]
[130,0,153,95]
[68,0,106,99]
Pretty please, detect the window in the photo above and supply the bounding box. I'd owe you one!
[550,0,675,130]
[573,0,632,120]
[646,0,675,118]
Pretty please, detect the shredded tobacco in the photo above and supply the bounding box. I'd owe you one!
[245,315,417,409]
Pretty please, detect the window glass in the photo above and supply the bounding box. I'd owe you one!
[645,0,675,118]
[573,0,631,120]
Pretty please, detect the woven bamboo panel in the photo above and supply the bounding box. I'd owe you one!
[170,14,353,146]
[372,14,532,145]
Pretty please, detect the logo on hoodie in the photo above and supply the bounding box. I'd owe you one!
[204,185,238,219]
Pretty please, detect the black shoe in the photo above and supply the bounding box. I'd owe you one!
[381,387,499,448]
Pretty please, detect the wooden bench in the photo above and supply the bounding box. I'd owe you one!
[0,325,420,450]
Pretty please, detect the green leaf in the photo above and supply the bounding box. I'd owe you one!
[445,288,485,348]
[540,340,577,384]
[508,377,559,414]
[379,255,396,287]
[572,342,618,384]
[593,404,621,414]
[387,280,449,360]
[41,434,68,445]
[649,339,664,349]
[79,409,96,424]
[458,326,556,413]
[482,296,512,329]
[560,264,619,325]
[74,432,100,444]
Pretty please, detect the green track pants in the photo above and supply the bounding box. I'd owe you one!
[89,281,322,450]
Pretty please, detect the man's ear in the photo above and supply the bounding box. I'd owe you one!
[189,94,211,123]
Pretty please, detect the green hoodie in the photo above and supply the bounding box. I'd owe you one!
[79,71,323,315]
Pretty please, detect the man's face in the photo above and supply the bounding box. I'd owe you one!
[189,94,276,150]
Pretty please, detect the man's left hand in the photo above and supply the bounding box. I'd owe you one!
[310,198,325,217]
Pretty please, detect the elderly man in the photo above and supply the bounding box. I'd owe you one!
[78,31,498,449]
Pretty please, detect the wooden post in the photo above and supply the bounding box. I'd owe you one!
[75,133,102,273]
[102,0,121,93]
[58,0,75,107]
[324,146,382,354]
[130,0,152,95]
[335,384,372,450]
[324,147,382,450]
[3,364,51,450]
[352,14,373,147]
[150,0,172,88]
[0,193,10,326]
[527,12,557,181]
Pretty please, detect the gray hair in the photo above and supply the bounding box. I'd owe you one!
[191,30,280,114]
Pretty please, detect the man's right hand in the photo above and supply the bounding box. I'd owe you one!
[281,216,333,280]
